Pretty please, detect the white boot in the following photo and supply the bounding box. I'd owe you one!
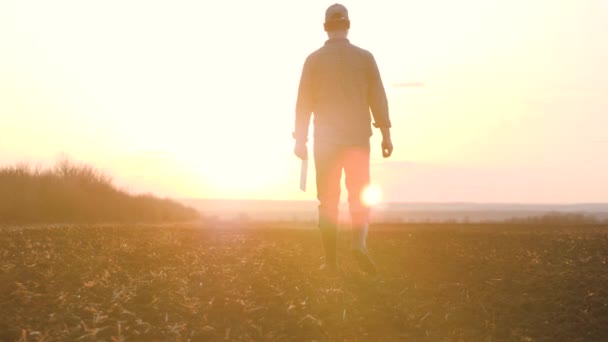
[351,223,368,252]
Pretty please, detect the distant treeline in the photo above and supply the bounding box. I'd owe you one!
[0,159,199,223]
[392,212,608,225]
[504,212,608,225]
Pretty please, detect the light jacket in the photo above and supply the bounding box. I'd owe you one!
[294,38,391,146]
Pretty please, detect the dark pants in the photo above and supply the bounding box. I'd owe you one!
[314,142,371,228]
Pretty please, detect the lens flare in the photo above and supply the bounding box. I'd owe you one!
[362,184,383,206]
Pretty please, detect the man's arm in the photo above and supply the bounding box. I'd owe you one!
[294,57,314,144]
[368,54,391,130]
[368,54,393,158]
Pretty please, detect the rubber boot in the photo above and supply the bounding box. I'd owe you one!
[352,219,376,275]
[318,218,338,272]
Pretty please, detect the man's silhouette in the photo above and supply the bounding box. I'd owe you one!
[293,3,393,274]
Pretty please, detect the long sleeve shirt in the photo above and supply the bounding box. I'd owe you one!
[294,38,391,146]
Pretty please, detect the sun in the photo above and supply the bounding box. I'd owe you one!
[362,184,383,206]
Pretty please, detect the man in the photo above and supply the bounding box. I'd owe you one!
[293,3,393,275]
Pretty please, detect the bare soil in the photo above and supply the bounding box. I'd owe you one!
[1,223,608,341]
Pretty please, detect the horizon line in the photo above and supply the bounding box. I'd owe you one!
[179,198,608,206]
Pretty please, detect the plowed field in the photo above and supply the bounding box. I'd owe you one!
[1,223,607,341]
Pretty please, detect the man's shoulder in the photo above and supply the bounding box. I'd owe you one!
[306,45,328,61]
[347,42,374,58]
[306,42,374,61]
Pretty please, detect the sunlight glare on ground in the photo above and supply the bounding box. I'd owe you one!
[362,184,383,207]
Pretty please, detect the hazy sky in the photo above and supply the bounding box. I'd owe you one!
[1,0,607,203]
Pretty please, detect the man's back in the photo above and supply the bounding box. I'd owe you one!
[295,38,390,146]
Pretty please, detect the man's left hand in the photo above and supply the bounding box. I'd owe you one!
[294,142,308,160]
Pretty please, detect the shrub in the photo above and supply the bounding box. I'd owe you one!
[0,159,199,223]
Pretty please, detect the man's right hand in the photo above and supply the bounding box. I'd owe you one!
[381,138,393,158]
[294,142,308,160]
[379,127,393,158]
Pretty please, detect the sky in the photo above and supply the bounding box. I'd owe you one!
[1,0,607,203]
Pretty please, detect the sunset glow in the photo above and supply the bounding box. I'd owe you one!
[362,185,383,207]
[1,0,606,202]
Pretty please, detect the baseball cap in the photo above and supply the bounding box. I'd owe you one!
[324,3,349,24]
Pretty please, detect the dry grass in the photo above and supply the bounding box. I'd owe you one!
[1,223,608,340]
[0,159,198,223]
